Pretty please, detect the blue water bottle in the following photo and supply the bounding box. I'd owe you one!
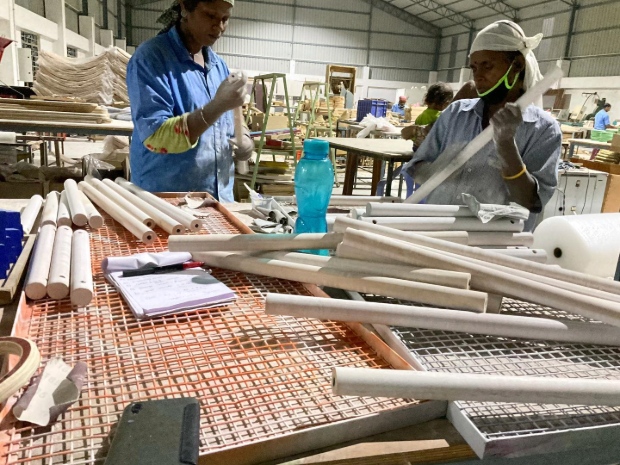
[294,139,334,256]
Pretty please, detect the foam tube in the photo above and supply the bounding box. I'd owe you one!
[47,225,73,300]
[88,178,154,228]
[192,251,488,312]
[534,214,620,278]
[335,217,620,299]
[467,232,534,247]
[24,224,56,300]
[70,230,93,307]
[329,195,402,206]
[101,179,183,235]
[342,229,620,327]
[79,182,155,245]
[366,203,473,217]
[57,191,72,227]
[170,233,343,253]
[266,294,620,347]
[40,192,59,227]
[78,191,104,229]
[115,178,202,231]
[360,216,524,232]
[332,368,620,406]
[64,179,88,227]
[257,251,471,289]
[20,195,43,235]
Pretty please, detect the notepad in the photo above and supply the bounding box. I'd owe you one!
[103,252,236,320]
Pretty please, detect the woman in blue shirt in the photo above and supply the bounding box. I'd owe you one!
[126,0,253,202]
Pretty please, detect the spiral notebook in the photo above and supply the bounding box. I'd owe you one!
[102,252,236,320]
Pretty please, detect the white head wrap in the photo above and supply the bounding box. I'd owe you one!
[470,20,544,92]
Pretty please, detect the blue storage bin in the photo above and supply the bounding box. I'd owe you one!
[356,99,388,121]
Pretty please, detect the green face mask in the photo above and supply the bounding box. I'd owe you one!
[477,63,520,97]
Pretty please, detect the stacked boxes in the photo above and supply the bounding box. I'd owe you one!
[0,210,24,279]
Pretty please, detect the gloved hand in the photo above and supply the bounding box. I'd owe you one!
[491,102,523,145]
[211,73,248,114]
[229,125,254,161]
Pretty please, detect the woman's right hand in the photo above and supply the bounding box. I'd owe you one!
[212,76,248,113]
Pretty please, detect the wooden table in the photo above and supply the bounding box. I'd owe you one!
[567,138,612,159]
[321,137,413,196]
[0,119,134,137]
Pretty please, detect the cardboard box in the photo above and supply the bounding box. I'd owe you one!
[602,173,620,213]
[250,115,290,132]
[611,134,620,152]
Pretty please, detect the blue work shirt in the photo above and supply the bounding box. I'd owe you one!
[127,26,235,201]
[404,98,561,231]
[391,103,406,116]
[594,109,611,130]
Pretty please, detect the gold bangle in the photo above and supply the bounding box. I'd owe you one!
[502,165,527,180]
[199,107,211,126]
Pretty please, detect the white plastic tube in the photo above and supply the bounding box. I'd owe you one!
[64,179,88,227]
[70,230,93,307]
[88,178,155,228]
[40,191,59,227]
[57,191,72,227]
[78,191,104,229]
[47,225,73,300]
[360,216,524,232]
[332,368,620,406]
[20,195,43,235]
[366,203,473,217]
[24,224,56,300]
[169,233,343,253]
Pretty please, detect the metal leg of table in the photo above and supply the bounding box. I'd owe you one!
[54,140,61,167]
[39,142,48,167]
[371,158,383,196]
[385,159,396,197]
[568,143,575,159]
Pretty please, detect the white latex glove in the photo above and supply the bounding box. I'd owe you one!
[229,125,255,161]
[212,73,248,114]
[491,103,523,144]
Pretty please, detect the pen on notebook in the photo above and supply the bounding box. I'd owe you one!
[122,261,207,278]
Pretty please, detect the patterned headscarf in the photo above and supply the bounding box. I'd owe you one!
[157,0,235,33]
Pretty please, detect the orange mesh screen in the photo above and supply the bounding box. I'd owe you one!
[0,201,418,464]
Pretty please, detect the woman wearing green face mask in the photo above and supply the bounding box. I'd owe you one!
[404,20,562,232]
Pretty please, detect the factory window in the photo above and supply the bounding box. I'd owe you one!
[67,46,78,58]
[20,31,39,84]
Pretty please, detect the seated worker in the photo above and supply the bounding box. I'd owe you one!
[594,103,617,130]
[391,96,407,116]
[402,82,454,148]
[126,0,253,201]
[404,20,561,231]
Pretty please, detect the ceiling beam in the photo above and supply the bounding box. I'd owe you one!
[360,0,441,36]
[471,0,518,20]
[129,0,167,6]
[402,0,474,29]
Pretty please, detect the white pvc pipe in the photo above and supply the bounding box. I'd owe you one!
[20,194,43,235]
[192,251,488,312]
[467,231,534,247]
[366,203,473,218]
[329,195,402,206]
[64,179,88,227]
[491,248,547,263]
[332,367,620,406]
[88,178,155,228]
[70,230,93,307]
[57,191,72,227]
[405,66,563,204]
[266,294,620,346]
[79,182,155,244]
[47,225,73,300]
[78,191,104,229]
[40,191,59,227]
[360,216,524,232]
[115,178,202,231]
[24,224,56,300]
[101,179,183,235]
[337,217,620,302]
[257,251,471,289]
[169,233,344,253]
[342,229,620,327]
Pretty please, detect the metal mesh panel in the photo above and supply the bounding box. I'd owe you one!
[0,203,417,464]
[362,294,620,440]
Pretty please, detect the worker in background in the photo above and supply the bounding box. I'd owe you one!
[126,0,253,201]
[391,96,408,116]
[594,103,617,130]
[401,82,454,145]
[339,82,354,109]
[404,20,562,231]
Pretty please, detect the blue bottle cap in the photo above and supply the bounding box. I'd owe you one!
[303,139,329,159]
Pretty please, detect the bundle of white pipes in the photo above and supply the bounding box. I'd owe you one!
[24,225,93,306]
[337,223,620,327]
[31,187,104,231]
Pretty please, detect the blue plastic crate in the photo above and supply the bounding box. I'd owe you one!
[356,99,388,122]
